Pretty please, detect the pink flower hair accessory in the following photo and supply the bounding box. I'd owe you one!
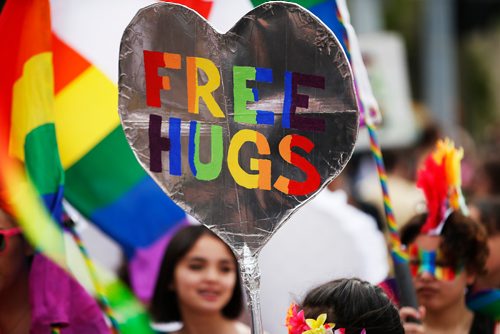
[285,303,367,334]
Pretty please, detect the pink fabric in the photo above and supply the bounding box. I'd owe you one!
[29,253,109,334]
[129,219,189,302]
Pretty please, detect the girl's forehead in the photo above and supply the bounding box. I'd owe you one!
[186,235,234,259]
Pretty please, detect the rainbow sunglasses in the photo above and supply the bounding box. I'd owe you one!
[408,244,463,281]
[0,227,22,253]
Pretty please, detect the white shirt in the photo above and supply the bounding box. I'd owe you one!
[258,189,389,334]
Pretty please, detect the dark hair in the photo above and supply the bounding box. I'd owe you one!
[471,196,500,236]
[301,278,404,334]
[149,225,243,322]
[400,212,489,275]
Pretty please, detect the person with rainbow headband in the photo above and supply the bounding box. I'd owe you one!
[399,139,499,334]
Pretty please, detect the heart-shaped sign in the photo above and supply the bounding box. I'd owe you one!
[118,2,358,255]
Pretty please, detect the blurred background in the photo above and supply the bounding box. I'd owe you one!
[1,0,499,332]
[339,0,500,232]
[349,0,500,150]
[347,0,500,147]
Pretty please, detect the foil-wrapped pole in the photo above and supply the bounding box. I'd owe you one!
[238,245,263,334]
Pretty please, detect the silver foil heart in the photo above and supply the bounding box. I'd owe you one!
[119,3,358,332]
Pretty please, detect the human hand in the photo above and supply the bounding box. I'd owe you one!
[399,306,425,334]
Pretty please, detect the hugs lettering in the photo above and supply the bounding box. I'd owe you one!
[144,51,327,196]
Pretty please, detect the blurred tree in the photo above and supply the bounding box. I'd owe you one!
[383,0,422,100]
[460,25,499,143]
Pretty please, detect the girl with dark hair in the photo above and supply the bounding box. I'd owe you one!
[150,225,249,334]
[286,278,404,334]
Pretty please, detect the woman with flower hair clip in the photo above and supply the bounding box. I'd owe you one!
[399,139,499,334]
[286,278,404,334]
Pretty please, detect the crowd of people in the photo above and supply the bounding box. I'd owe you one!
[1,129,499,334]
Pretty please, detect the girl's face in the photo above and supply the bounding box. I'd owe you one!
[410,234,475,313]
[0,212,28,295]
[173,234,237,316]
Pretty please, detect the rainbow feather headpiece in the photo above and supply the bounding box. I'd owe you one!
[416,138,468,235]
